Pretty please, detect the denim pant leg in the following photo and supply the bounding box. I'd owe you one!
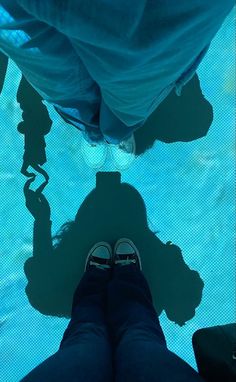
[99,98,145,144]
[53,105,104,144]
[21,269,113,382]
[58,268,113,381]
[0,0,104,143]
[107,264,204,382]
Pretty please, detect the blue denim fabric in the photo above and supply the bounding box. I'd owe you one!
[21,265,205,382]
[0,1,234,143]
[0,0,104,143]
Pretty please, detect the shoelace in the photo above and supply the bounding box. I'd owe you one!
[89,260,110,269]
[115,259,137,266]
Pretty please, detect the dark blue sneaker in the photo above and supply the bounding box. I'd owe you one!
[113,238,142,270]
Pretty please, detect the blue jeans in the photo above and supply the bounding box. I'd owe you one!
[1,1,234,145]
[21,265,204,382]
[0,0,144,144]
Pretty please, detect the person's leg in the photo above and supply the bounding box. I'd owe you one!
[0,0,104,143]
[53,105,104,145]
[100,98,145,144]
[107,264,204,382]
[21,268,113,382]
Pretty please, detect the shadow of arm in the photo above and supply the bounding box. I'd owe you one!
[33,218,53,258]
[0,51,8,95]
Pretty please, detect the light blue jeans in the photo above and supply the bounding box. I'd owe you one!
[0,1,234,144]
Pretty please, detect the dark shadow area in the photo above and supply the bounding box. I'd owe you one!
[0,50,8,94]
[16,75,51,180]
[0,50,52,180]
[23,172,204,327]
[134,73,213,155]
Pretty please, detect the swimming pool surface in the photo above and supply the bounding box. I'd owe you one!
[0,8,235,382]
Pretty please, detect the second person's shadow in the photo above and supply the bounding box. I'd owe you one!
[23,172,204,327]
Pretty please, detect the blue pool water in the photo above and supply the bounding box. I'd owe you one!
[0,8,235,382]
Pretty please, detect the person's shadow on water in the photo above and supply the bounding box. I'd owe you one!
[23,172,204,327]
[0,51,51,180]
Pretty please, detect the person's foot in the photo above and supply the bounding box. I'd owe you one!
[85,242,113,271]
[108,134,136,170]
[113,238,142,270]
[81,137,108,169]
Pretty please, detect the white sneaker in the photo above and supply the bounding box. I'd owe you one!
[81,138,108,169]
[109,134,136,170]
